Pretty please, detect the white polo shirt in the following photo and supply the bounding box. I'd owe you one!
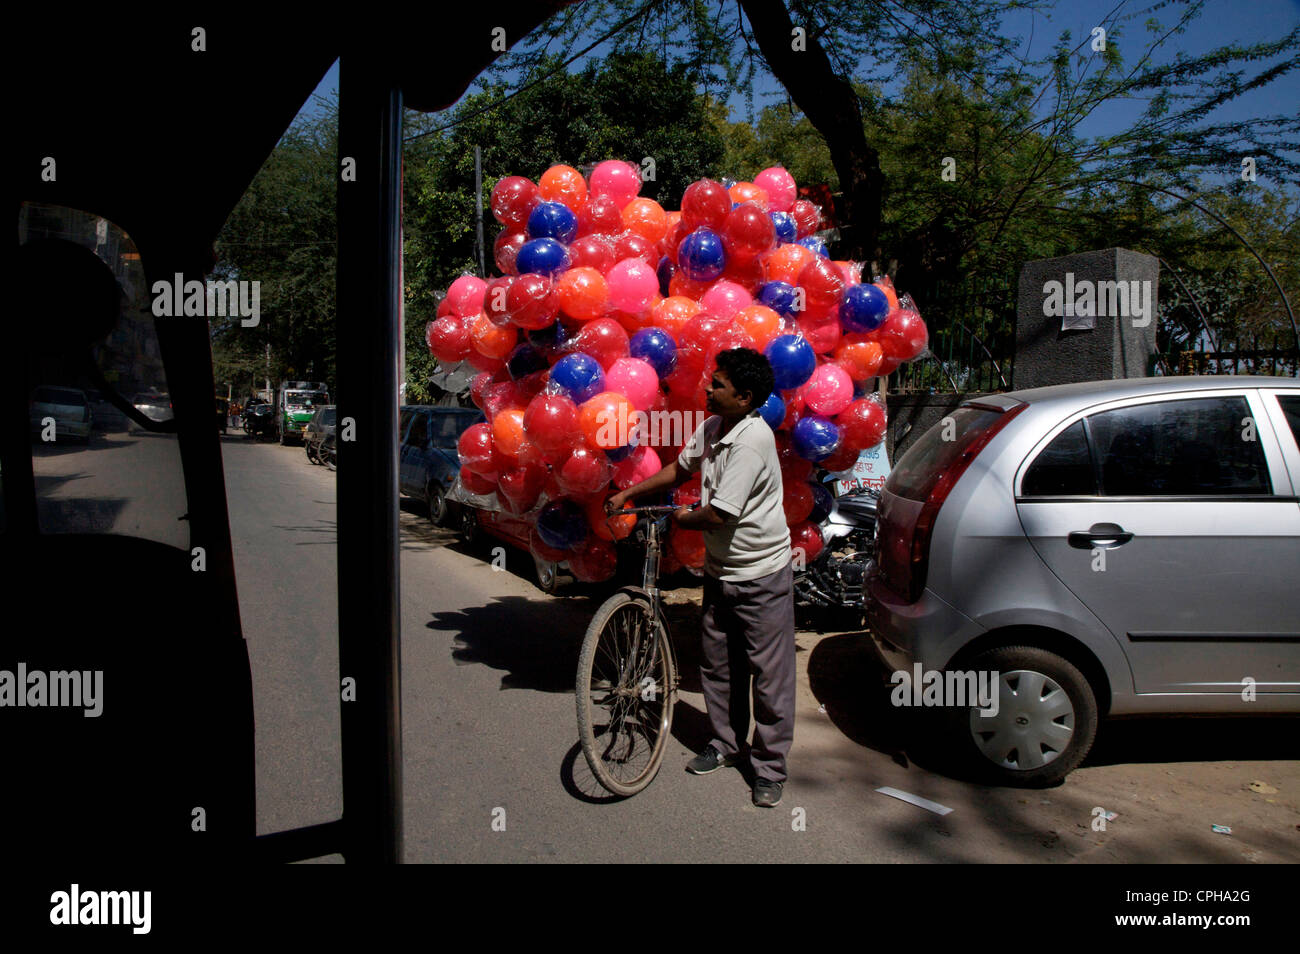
[677,411,792,582]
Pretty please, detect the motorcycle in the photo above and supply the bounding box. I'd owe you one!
[793,483,879,627]
[242,402,276,440]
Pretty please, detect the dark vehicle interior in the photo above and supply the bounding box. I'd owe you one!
[7,8,568,864]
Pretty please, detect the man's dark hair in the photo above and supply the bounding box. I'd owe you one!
[715,347,775,411]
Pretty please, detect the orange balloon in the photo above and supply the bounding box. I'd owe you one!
[578,391,636,450]
[670,527,706,568]
[491,408,526,459]
[667,272,713,301]
[834,334,884,381]
[874,275,899,310]
[586,496,636,541]
[763,243,815,286]
[538,164,588,213]
[728,181,770,210]
[470,312,517,360]
[734,305,782,351]
[556,267,610,322]
[621,197,669,244]
[650,295,703,339]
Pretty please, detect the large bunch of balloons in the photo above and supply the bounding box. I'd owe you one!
[428,161,929,582]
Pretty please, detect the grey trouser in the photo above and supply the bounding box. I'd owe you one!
[700,562,796,783]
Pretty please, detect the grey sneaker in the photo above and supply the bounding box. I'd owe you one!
[752,779,783,807]
[686,745,738,775]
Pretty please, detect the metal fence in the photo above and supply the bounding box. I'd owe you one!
[1154,333,1300,377]
[888,275,1017,393]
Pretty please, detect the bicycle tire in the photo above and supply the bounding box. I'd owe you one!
[576,591,675,797]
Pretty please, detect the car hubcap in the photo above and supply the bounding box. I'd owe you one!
[535,559,555,589]
[430,490,446,523]
[970,669,1075,771]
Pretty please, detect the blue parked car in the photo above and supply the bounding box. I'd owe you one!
[399,405,485,525]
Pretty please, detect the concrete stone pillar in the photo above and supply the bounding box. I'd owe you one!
[1015,248,1159,390]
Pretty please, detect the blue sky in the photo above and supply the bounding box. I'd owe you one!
[299,0,1298,174]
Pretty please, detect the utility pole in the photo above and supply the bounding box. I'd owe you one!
[474,145,486,279]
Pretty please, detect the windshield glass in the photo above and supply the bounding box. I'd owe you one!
[286,392,328,407]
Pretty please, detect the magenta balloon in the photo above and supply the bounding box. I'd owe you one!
[604,357,660,412]
[700,280,753,320]
[612,445,661,490]
[588,160,642,209]
[754,166,797,213]
[606,258,659,314]
[802,362,855,416]
[446,275,487,318]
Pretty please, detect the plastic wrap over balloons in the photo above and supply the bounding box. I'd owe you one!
[536,498,588,551]
[629,327,678,378]
[460,465,498,496]
[791,199,821,237]
[578,391,635,450]
[587,497,636,541]
[470,313,517,360]
[837,398,888,451]
[840,283,890,333]
[677,228,727,282]
[621,198,669,244]
[446,275,487,318]
[498,461,546,514]
[879,309,929,362]
[516,238,570,277]
[656,255,676,297]
[670,527,706,569]
[571,317,630,370]
[797,236,829,258]
[791,414,841,462]
[549,352,605,404]
[529,527,569,564]
[764,334,817,391]
[505,273,558,330]
[699,281,752,320]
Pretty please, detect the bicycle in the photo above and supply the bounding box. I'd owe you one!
[575,503,687,796]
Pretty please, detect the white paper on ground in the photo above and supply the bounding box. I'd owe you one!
[875,786,953,816]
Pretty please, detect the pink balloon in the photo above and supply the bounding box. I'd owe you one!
[446,275,487,318]
[588,160,642,209]
[613,445,662,490]
[700,280,753,320]
[753,167,797,213]
[604,357,661,412]
[803,362,855,416]
[606,258,659,314]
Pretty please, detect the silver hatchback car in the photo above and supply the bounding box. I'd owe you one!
[868,376,1300,786]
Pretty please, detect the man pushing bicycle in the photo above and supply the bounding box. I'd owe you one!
[606,347,795,808]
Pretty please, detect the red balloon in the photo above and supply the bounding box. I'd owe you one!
[529,527,569,564]
[795,313,842,354]
[484,276,514,326]
[790,521,824,563]
[571,318,630,370]
[703,326,756,371]
[471,314,517,360]
[555,446,612,497]
[879,309,929,362]
[721,202,777,262]
[670,527,707,569]
[613,231,658,267]
[819,441,861,472]
[426,315,471,362]
[491,176,539,229]
[612,444,661,490]
[577,193,625,237]
[587,496,636,541]
[797,256,847,315]
[679,313,735,364]
[493,231,527,276]
[523,392,579,457]
[465,350,506,374]
[469,371,493,410]
[775,431,812,480]
[667,272,714,301]
[497,461,546,513]
[721,253,765,294]
[568,234,616,274]
[458,422,500,475]
[782,480,815,526]
[568,537,618,583]
[779,387,808,431]
[460,465,497,495]
[483,380,526,420]
[791,198,821,238]
[673,474,702,508]
[681,179,732,231]
[506,273,559,330]
[834,334,884,381]
[837,398,888,450]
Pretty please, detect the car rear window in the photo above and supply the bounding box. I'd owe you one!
[886,405,1007,501]
[1277,395,1300,450]
[1022,421,1097,496]
[34,387,87,405]
[1088,396,1271,496]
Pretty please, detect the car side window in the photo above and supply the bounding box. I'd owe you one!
[1087,396,1272,496]
[1022,421,1097,496]
[1276,395,1300,451]
[398,409,416,446]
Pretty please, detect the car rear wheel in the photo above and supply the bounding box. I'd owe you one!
[952,645,1098,788]
[427,482,450,527]
[534,555,559,594]
[458,507,479,545]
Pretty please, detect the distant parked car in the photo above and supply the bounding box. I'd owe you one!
[30,385,92,442]
[129,392,173,431]
[398,405,484,525]
[304,405,337,464]
[868,376,1300,787]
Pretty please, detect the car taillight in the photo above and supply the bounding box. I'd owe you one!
[876,402,1026,603]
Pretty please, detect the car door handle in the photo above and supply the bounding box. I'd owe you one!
[1068,523,1133,549]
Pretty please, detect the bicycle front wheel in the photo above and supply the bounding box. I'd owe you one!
[576,592,675,797]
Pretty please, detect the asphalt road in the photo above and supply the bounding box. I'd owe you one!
[212,437,1300,864]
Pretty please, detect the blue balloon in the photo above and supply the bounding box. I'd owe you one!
[840,284,890,333]
[537,499,588,551]
[506,343,549,380]
[677,228,727,282]
[526,201,578,244]
[758,281,799,318]
[791,415,841,462]
[630,327,678,378]
[798,236,829,258]
[770,212,797,244]
[808,481,834,523]
[656,255,676,297]
[549,352,605,404]
[516,238,570,277]
[764,334,817,391]
[757,391,785,429]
